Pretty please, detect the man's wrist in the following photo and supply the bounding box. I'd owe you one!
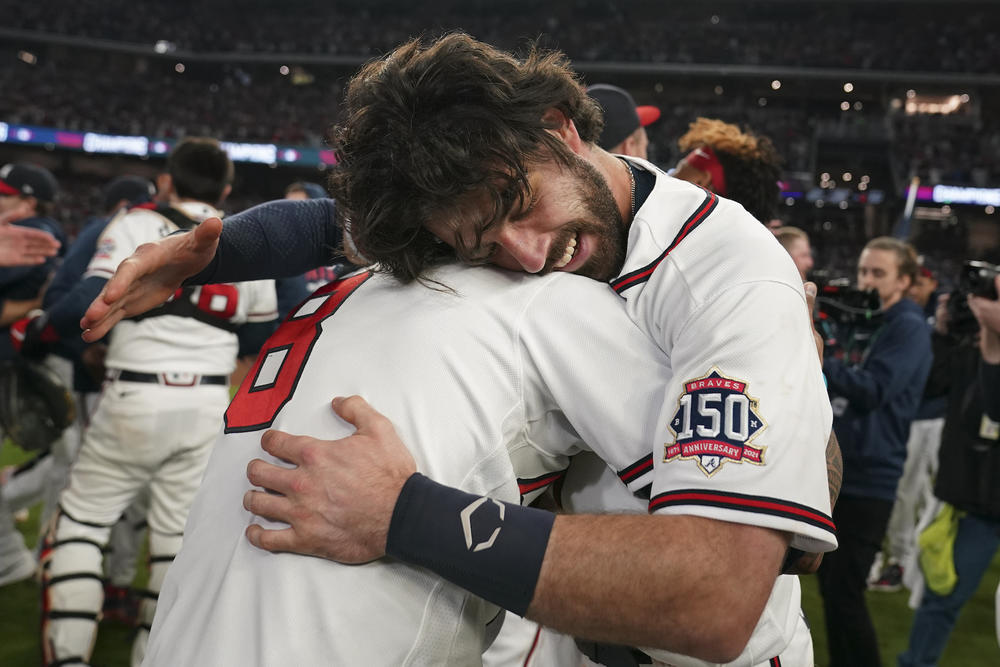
[386,473,554,616]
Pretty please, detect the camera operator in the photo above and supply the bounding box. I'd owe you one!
[817,237,933,667]
[898,268,1000,666]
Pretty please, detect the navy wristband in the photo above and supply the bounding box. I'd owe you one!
[386,473,555,616]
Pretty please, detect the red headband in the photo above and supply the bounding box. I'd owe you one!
[682,145,727,196]
[0,180,20,196]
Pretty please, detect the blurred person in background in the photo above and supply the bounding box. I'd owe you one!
[869,264,946,593]
[774,226,814,282]
[37,139,277,667]
[897,271,1000,667]
[671,117,783,224]
[6,175,158,620]
[819,237,933,667]
[0,163,63,588]
[586,83,661,160]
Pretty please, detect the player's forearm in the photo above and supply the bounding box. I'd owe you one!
[527,514,787,662]
[187,198,342,285]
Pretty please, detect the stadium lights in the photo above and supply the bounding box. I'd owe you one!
[771,80,781,90]
[17,51,37,65]
[279,65,290,75]
[714,85,724,95]
[843,82,854,93]
[854,101,863,111]
[758,97,767,106]
[175,63,186,73]
[840,101,850,111]
[987,206,995,215]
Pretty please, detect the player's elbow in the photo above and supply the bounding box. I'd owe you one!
[660,607,757,663]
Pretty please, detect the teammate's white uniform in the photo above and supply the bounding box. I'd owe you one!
[487,163,837,667]
[42,202,277,667]
[146,265,672,667]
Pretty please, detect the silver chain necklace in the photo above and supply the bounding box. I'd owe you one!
[618,156,636,218]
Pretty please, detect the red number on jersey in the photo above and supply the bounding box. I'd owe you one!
[195,284,239,320]
[224,272,370,432]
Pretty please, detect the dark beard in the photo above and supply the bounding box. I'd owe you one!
[544,155,627,282]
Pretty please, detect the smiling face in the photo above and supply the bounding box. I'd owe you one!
[426,151,628,282]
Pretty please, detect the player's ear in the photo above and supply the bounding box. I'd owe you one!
[219,184,232,205]
[542,107,585,156]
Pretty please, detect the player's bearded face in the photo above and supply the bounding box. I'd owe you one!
[429,153,627,282]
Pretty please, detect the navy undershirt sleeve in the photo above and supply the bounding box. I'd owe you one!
[47,275,108,338]
[187,198,343,285]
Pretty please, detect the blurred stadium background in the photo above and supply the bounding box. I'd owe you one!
[1,1,999,665]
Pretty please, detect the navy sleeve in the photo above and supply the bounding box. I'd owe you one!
[824,313,932,413]
[981,362,1000,422]
[275,275,310,320]
[44,217,108,308]
[46,276,108,338]
[188,198,343,285]
[237,321,277,358]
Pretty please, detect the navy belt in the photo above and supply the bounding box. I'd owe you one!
[110,370,227,387]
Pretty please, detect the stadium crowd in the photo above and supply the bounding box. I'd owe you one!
[2,5,1000,667]
[5,0,1000,73]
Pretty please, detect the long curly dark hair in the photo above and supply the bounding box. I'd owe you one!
[677,117,783,223]
[327,32,603,283]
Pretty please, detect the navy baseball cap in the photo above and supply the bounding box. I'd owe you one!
[102,175,156,211]
[0,163,59,202]
[586,84,661,150]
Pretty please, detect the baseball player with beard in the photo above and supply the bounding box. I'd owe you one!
[80,37,837,666]
[42,138,277,667]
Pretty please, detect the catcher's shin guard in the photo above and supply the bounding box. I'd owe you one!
[130,529,182,667]
[41,510,111,667]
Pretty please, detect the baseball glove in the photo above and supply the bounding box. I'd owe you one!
[0,360,75,452]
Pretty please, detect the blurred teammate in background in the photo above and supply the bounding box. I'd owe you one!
[0,163,63,588]
[3,176,155,604]
[40,138,277,667]
[775,226,814,282]
[586,83,661,160]
[671,117,783,224]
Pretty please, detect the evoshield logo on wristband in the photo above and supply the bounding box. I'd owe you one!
[460,497,505,552]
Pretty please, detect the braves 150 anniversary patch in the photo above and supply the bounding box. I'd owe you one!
[665,368,766,476]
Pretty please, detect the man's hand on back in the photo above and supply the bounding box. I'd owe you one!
[243,395,416,563]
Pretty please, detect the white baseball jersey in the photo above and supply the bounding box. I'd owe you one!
[612,158,836,556]
[85,202,278,375]
[147,264,670,667]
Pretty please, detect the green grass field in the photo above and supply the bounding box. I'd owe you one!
[3,441,998,666]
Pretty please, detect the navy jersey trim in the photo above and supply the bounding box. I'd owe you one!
[617,454,653,485]
[649,488,836,535]
[611,190,718,294]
